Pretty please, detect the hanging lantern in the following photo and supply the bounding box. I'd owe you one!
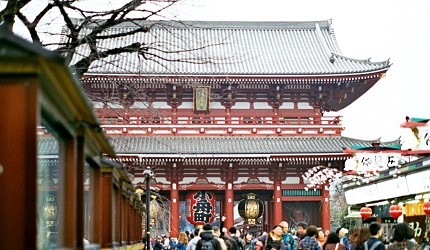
[238,193,264,225]
[424,201,430,216]
[185,191,216,225]
[389,204,403,219]
[42,195,58,228]
[360,207,372,219]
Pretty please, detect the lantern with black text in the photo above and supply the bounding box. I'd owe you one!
[238,193,264,225]
[360,207,372,219]
[389,204,402,219]
[186,191,216,225]
[424,201,430,216]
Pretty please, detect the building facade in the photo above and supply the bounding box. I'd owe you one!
[40,19,393,236]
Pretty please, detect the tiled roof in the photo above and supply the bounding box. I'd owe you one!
[71,19,390,76]
[38,136,400,156]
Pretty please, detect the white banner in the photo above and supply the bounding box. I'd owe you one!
[376,176,409,199]
[345,184,379,205]
[344,153,401,173]
[406,169,430,194]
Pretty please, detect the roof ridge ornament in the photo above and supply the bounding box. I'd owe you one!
[314,23,334,63]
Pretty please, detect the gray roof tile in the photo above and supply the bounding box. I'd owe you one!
[71,19,390,76]
[38,136,401,156]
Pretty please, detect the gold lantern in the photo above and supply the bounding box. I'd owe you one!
[238,193,264,225]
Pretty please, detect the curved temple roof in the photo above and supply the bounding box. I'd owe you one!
[71,19,391,76]
[39,136,401,156]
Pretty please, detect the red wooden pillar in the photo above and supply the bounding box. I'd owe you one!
[126,202,134,244]
[57,138,78,248]
[321,188,331,231]
[123,193,130,245]
[264,200,271,233]
[273,181,283,225]
[224,183,234,229]
[76,136,86,249]
[115,183,122,246]
[170,183,180,238]
[129,203,134,244]
[89,163,102,244]
[0,78,38,249]
[100,166,114,248]
[134,205,140,242]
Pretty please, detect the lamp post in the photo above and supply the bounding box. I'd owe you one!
[143,166,154,250]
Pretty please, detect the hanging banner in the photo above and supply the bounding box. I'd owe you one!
[185,191,216,225]
[405,200,424,216]
[344,153,401,173]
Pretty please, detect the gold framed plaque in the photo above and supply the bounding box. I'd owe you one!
[193,86,210,113]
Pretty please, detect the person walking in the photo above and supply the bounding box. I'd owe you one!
[348,228,360,250]
[187,228,202,250]
[244,232,256,250]
[171,232,189,250]
[352,228,370,250]
[154,236,165,250]
[280,221,296,250]
[363,222,384,250]
[421,229,430,250]
[296,222,309,250]
[196,223,223,250]
[163,234,171,250]
[253,225,287,250]
[316,229,326,246]
[297,225,322,250]
[322,232,345,250]
[214,226,228,250]
[337,228,350,250]
[387,223,418,250]
[228,227,246,250]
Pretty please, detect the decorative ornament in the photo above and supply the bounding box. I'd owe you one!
[424,201,430,216]
[389,204,402,219]
[238,193,264,225]
[360,207,372,219]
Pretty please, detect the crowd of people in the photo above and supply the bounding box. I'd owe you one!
[145,222,430,250]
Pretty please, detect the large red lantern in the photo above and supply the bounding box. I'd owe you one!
[389,204,403,219]
[186,191,216,225]
[424,201,430,216]
[360,207,372,219]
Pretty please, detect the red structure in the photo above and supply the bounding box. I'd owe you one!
[39,20,392,236]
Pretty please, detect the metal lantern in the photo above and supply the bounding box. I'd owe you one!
[42,195,58,227]
[238,193,264,225]
[185,191,216,225]
[424,201,430,216]
[389,204,402,219]
[360,207,372,219]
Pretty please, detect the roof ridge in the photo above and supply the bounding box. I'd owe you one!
[72,18,334,30]
[331,53,391,66]
[340,135,401,144]
[315,22,333,58]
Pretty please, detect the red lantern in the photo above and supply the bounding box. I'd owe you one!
[185,191,216,225]
[360,207,372,219]
[424,201,430,216]
[389,204,403,219]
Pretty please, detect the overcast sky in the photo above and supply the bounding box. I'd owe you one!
[5,0,429,142]
[163,0,430,142]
